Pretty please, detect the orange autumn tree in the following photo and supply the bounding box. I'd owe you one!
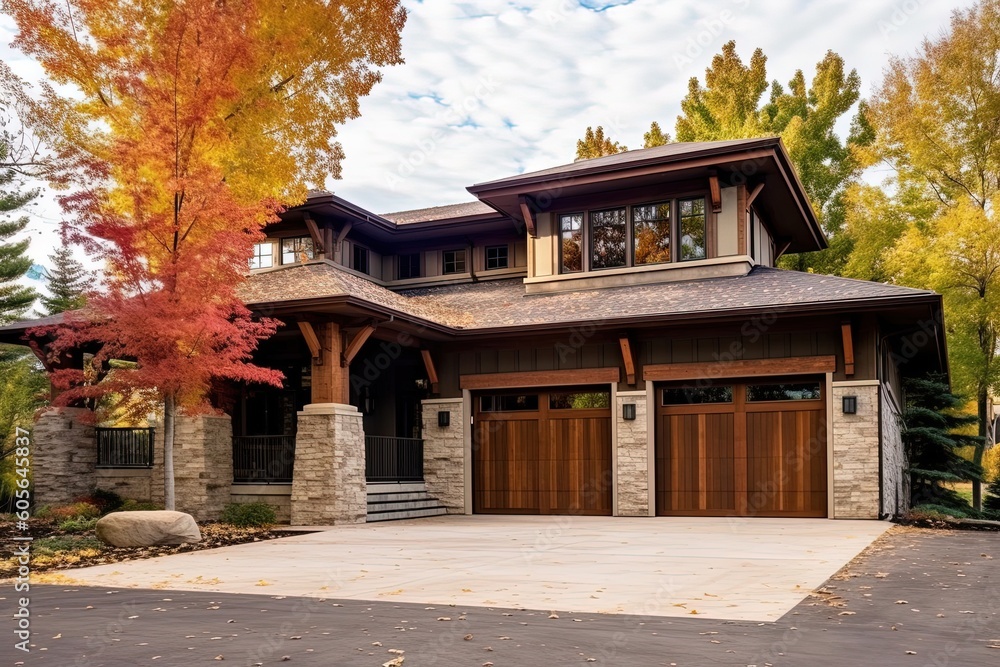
[4,0,406,509]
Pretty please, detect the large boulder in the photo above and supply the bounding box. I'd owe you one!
[95,510,202,547]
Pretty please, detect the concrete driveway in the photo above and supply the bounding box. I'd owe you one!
[52,515,889,622]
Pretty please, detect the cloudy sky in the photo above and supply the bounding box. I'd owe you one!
[1,0,963,271]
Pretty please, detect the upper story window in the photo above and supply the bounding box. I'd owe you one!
[250,242,274,270]
[679,198,707,260]
[398,253,421,280]
[559,213,584,273]
[281,236,314,264]
[353,244,370,275]
[443,249,467,275]
[558,196,706,274]
[486,244,509,270]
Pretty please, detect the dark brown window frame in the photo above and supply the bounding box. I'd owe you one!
[352,244,370,275]
[485,244,509,270]
[280,236,315,265]
[397,252,421,280]
[442,248,468,275]
[555,192,709,275]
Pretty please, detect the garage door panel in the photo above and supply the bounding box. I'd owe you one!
[657,413,736,514]
[657,378,827,518]
[473,391,612,516]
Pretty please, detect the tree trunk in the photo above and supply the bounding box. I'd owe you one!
[163,393,176,511]
[974,386,988,511]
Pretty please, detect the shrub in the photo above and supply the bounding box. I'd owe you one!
[49,502,101,521]
[116,499,161,512]
[59,516,99,533]
[34,535,104,556]
[220,502,276,527]
[85,489,125,514]
[984,474,1000,513]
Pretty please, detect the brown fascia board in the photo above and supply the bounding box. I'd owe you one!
[768,141,826,250]
[467,138,782,194]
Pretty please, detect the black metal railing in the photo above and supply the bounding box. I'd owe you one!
[232,435,295,484]
[96,427,155,468]
[365,436,424,483]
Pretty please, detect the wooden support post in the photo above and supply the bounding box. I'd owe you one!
[518,195,537,237]
[841,321,855,377]
[619,335,636,386]
[421,349,439,394]
[342,324,376,367]
[737,184,748,255]
[708,174,722,213]
[309,322,350,404]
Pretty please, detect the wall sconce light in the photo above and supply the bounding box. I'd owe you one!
[362,388,375,415]
[438,411,450,428]
[415,378,429,390]
[622,403,636,421]
[842,395,857,415]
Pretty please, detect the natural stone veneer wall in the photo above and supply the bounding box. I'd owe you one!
[290,403,366,525]
[230,486,292,524]
[32,408,97,508]
[171,414,233,521]
[421,399,466,513]
[831,383,880,519]
[615,391,649,516]
[880,386,907,517]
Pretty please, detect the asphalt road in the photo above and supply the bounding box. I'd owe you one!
[5,528,998,667]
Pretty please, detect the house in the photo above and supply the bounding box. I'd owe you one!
[1,138,946,524]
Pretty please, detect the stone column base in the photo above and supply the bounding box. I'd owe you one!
[31,408,97,508]
[421,398,465,513]
[290,403,366,525]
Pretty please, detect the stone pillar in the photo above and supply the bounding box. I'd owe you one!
[831,383,880,519]
[880,385,907,517]
[290,403,366,525]
[171,414,233,521]
[421,398,465,513]
[615,391,650,516]
[31,408,97,508]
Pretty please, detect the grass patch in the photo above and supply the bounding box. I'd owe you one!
[33,535,105,556]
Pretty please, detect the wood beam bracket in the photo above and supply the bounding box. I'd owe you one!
[421,349,440,394]
[334,221,354,263]
[708,172,722,213]
[841,321,855,377]
[303,213,325,254]
[297,321,323,365]
[774,236,793,261]
[747,181,765,207]
[619,334,637,385]
[342,322,377,367]
[518,195,538,238]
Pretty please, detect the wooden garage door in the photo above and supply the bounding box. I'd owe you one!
[656,378,827,517]
[473,389,612,515]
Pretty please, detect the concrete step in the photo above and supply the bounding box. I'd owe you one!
[367,505,448,522]
[367,482,427,494]
[368,498,444,512]
[367,491,435,503]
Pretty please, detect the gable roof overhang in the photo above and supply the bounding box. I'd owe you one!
[467,138,826,253]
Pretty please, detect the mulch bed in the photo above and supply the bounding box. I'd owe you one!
[0,515,285,578]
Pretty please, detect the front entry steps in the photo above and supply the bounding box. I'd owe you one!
[367,482,448,522]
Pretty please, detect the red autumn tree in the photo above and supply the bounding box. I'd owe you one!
[4,0,406,509]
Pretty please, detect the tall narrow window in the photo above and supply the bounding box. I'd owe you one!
[398,253,421,280]
[590,207,627,269]
[443,249,467,275]
[250,242,274,270]
[281,236,314,264]
[632,202,671,265]
[679,197,707,261]
[486,245,509,270]
[559,213,584,273]
[352,245,370,275]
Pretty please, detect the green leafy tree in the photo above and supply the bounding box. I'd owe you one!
[642,121,669,148]
[871,2,1000,509]
[674,41,867,273]
[903,375,983,512]
[575,126,627,161]
[40,237,88,315]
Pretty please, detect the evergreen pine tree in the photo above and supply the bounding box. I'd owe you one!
[0,145,38,325]
[985,472,1000,513]
[903,374,983,511]
[41,238,88,315]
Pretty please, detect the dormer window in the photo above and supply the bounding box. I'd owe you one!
[558,196,707,274]
[281,236,314,264]
[250,242,274,270]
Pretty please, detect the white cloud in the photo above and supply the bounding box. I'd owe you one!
[2,0,966,262]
